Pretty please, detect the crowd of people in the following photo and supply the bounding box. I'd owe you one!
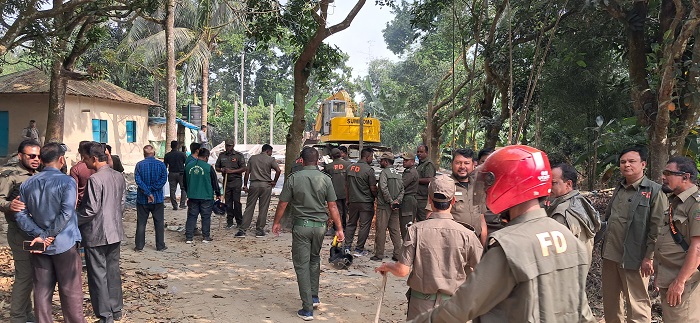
[1,132,699,322]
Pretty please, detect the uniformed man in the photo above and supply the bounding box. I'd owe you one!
[656,156,700,321]
[215,139,247,230]
[401,152,419,239]
[477,147,503,235]
[601,146,667,323]
[338,145,350,161]
[1,140,41,323]
[323,148,350,236]
[545,163,601,263]
[372,152,404,262]
[344,147,377,255]
[411,145,595,323]
[447,148,487,246]
[240,144,280,238]
[271,147,344,321]
[376,174,483,320]
[415,144,436,222]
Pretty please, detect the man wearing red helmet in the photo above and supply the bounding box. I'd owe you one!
[410,145,595,323]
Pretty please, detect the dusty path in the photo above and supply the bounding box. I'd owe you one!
[120,197,408,322]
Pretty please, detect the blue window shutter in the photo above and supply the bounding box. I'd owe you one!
[126,121,135,143]
[92,119,100,142]
[100,120,108,142]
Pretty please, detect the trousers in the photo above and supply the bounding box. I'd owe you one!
[84,243,123,323]
[167,172,187,208]
[344,202,375,250]
[7,221,34,323]
[292,225,325,312]
[135,203,165,250]
[224,178,243,226]
[186,199,213,240]
[374,207,402,258]
[31,245,86,323]
[241,181,273,232]
[601,258,651,323]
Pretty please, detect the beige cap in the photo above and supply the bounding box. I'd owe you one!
[402,152,416,160]
[429,174,455,202]
[379,152,395,161]
[225,139,235,146]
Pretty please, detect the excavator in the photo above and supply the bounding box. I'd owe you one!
[313,89,381,144]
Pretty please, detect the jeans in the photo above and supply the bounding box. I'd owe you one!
[186,199,213,240]
[135,203,165,250]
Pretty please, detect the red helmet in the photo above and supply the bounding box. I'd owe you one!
[477,145,552,214]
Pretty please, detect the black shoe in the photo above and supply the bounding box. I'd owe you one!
[256,231,266,238]
[202,237,213,243]
[133,247,143,252]
[172,205,178,210]
[226,224,236,230]
[179,204,186,209]
[113,311,123,321]
[157,246,168,251]
[391,256,398,261]
[234,231,246,238]
[369,256,383,262]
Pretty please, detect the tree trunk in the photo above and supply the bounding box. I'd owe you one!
[669,28,700,158]
[165,0,177,147]
[627,3,656,127]
[286,63,310,175]
[201,57,209,127]
[46,61,68,143]
[422,103,442,164]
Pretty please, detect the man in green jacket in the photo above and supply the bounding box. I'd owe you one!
[601,145,667,323]
[184,148,221,244]
[415,144,436,222]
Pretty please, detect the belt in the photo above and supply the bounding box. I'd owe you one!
[410,289,452,301]
[293,219,326,227]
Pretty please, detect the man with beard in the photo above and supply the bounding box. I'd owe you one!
[415,145,436,222]
[655,156,700,322]
[545,163,601,263]
[446,148,487,246]
[0,140,41,323]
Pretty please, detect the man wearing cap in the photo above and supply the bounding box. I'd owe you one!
[323,148,350,236]
[344,147,378,255]
[401,152,419,239]
[372,153,404,262]
[375,174,482,320]
[272,147,344,321]
[216,139,247,230]
[410,145,594,323]
[415,144,436,222]
[655,156,700,322]
[448,148,488,246]
[240,143,281,237]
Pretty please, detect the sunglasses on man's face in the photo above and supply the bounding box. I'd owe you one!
[662,170,687,177]
[22,153,40,160]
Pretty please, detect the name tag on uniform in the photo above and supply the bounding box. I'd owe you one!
[455,192,463,196]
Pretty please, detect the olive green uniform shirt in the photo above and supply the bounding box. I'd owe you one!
[215,150,246,183]
[603,176,667,264]
[400,212,483,295]
[546,190,600,263]
[323,158,351,199]
[412,208,595,323]
[279,166,337,222]
[403,166,419,196]
[377,166,404,209]
[247,153,277,182]
[0,163,34,223]
[346,160,376,203]
[450,173,485,236]
[415,159,436,198]
[655,185,700,288]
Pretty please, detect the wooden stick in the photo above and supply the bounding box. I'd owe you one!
[374,274,388,323]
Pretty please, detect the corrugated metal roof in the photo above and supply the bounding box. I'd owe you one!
[148,117,200,130]
[0,68,160,107]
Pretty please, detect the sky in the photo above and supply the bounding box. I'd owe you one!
[324,1,401,78]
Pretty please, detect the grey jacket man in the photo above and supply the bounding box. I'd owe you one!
[78,165,126,246]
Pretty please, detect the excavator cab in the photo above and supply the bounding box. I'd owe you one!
[314,90,381,144]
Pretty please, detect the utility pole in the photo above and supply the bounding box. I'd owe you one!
[241,51,247,146]
[270,104,274,145]
[238,51,244,145]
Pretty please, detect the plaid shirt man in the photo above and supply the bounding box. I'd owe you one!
[135,156,167,204]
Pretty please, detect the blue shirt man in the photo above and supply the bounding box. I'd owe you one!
[15,142,86,323]
[135,149,168,204]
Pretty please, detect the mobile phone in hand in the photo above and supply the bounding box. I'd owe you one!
[23,241,46,252]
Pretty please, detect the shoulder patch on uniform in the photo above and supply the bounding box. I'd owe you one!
[0,169,14,177]
[695,209,700,221]
[693,193,700,203]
